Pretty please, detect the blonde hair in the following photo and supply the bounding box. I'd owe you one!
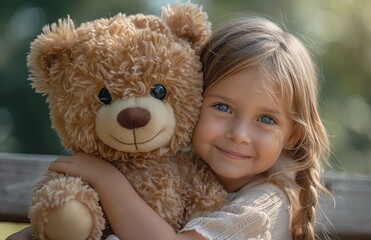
[201,16,330,239]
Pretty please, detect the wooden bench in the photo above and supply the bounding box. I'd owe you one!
[1,152,371,239]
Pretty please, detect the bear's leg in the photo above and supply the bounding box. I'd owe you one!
[44,199,92,240]
[30,175,105,240]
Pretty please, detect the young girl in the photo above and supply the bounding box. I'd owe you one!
[8,15,329,240]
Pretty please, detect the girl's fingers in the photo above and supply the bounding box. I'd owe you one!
[49,160,70,173]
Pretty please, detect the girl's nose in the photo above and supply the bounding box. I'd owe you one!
[225,118,252,144]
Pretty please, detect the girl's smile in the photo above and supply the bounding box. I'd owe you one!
[215,145,253,160]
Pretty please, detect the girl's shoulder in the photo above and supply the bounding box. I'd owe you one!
[229,182,291,214]
[228,182,292,239]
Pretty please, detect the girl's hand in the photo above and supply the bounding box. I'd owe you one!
[49,153,116,187]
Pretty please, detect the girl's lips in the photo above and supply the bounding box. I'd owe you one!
[215,146,251,160]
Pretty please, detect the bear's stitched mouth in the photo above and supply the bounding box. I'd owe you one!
[111,129,164,150]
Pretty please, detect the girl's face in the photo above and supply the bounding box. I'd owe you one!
[192,67,300,192]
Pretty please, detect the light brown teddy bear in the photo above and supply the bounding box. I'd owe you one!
[27,3,227,240]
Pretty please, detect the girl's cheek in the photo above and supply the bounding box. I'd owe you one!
[258,129,285,150]
[192,119,208,142]
[193,118,219,146]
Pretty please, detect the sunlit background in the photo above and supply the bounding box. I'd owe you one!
[0,0,370,176]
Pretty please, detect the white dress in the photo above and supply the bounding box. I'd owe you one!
[179,181,292,240]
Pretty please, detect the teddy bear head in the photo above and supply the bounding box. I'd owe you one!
[27,3,210,161]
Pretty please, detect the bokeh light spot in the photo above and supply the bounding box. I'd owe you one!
[9,6,45,40]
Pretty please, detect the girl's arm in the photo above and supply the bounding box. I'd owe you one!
[49,153,205,240]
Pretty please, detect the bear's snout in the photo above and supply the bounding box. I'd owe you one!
[117,107,151,129]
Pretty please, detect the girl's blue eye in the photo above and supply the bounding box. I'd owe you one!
[213,103,231,113]
[259,116,276,124]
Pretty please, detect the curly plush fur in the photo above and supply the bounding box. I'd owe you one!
[27,3,226,240]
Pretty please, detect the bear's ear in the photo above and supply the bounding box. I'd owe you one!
[27,16,78,95]
[162,3,211,52]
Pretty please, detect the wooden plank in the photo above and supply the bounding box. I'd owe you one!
[316,173,371,238]
[0,153,57,222]
[1,153,371,238]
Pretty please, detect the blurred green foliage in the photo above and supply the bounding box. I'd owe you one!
[0,0,370,174]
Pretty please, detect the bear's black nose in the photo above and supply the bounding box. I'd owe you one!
[117,107,151,129]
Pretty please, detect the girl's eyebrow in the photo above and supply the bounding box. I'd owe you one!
[259,107,284,115]
[205,93,233,102]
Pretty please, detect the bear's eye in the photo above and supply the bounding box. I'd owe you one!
[98,88,112,105]
[150,84,167,100]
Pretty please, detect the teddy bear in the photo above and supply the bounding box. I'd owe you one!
[27,2,227,240]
